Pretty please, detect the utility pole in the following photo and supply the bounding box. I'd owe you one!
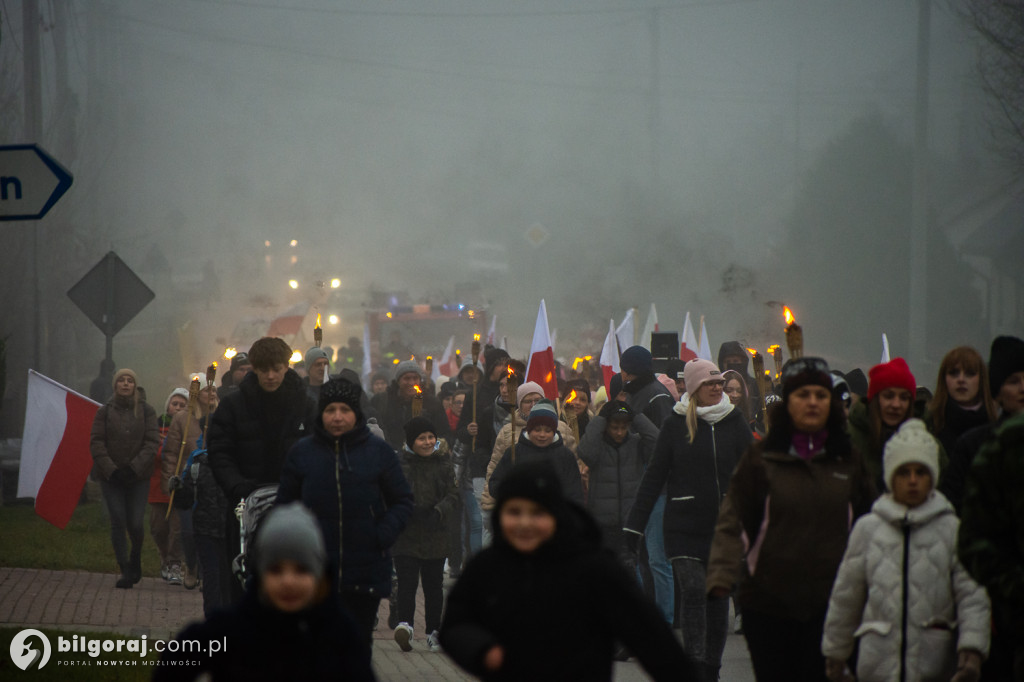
[23,1,43,372]
[909,0,931,369]
[648,7,661,200]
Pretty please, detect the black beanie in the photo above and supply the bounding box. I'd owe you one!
[319,378,363,423]
[403,416,437,450]
[620,346,652,375]
[494,459,566,519]
[989,335,1024,397]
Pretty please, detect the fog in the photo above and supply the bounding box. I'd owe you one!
[1,0,1018,430]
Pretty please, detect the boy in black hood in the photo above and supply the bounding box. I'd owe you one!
[439,460,696,681]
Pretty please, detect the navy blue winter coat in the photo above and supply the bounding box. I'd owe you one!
[277,421,414,596]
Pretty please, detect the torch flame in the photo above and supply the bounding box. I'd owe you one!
[413,385,422,395]
[315,313,322,329]
[768,344,781,353]
[212,361,218,369]
[507,366,515,379]
[783,306,795,326]
[473,334,481,342]
[566,389,578,403]
[746,347,758,357]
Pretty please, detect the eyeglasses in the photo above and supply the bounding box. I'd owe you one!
[781,357,830,382]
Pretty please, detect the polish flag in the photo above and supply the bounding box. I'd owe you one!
[525,300,558,400]
[486,315,497,346]
[615,308,636,353]
[640,303,659,349]
[267,302,309,338]
[680,312,698,361]
[697,316,713,362]
[881,333,891,363]
[599,319,621,397]
[18,370,101,529]
[437,336,457,378]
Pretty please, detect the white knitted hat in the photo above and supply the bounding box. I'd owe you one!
[883,418,939,491]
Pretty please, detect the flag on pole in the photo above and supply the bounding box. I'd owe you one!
[361,323,373,386]
[267,302,309,338]
[526,300,559,400]
[680,312,698,361]
[550,329,558,356]
[640,303,659,349]
[500,336,507,351]
[486,315,497,346]
[881,333,891,363]
[697,316,713,361]
[615,309,636,353]
[437,336,457,378]
[18,370,101,529]
[599,319,621,397]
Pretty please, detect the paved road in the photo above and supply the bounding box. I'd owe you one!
[0,567,756,680]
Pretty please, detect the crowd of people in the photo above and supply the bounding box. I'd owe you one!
[86,329,1024,681]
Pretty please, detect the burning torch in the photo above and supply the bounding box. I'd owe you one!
[314,312,323,349]
[747,348,769,414]
[783,306,803,360]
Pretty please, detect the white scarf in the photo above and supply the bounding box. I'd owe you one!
[673,391,735,424]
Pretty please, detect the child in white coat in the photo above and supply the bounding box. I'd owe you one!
[821,419,990,682]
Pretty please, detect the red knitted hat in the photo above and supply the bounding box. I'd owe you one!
[867,358,916,401]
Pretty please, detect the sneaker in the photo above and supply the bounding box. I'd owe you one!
[167,563,183,586]
[183,566,198,590]
[394,622,413,652]
[160,563,170,581]
[426,630,441,653]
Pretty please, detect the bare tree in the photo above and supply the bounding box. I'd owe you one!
[965,1,1024,168]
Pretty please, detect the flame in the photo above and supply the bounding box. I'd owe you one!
[315,313,322,329]
[572,357,583,371]
[456,349,461,356]
[768,344,781,354]
[566,389,578,403]
[473,334,481,342]
[212,361,218,369]
[426,356,433,361]
[583,355,592,361]
[765,369,771,376]
[746,347,758,357]
[783,306,795,326]
[224,347,237,359]
[507,366,515,379]
[413,385,422,395]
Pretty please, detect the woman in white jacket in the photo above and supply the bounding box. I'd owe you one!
[822,419,990,682]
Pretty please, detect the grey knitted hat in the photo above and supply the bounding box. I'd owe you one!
[256,503,326,579]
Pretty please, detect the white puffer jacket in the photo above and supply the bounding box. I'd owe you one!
[822,491,990,682]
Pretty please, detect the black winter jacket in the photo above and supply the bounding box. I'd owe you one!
[393,442,460,559]
[578,413,658,531]
[276,421,414,595]
[154,579,374,682]
[439,501,695,681]
[490,432,584,506]
[625,406,752,562]
[208,370,316,502]
[623,374,675,429]
[371,383,450,451]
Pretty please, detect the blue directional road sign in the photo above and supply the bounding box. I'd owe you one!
[0,144,73,221]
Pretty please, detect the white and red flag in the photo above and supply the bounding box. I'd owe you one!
[615,308,636,353]
[18,370,101,529]
[680,312,698,361]
[437,335,457,378]
[525,300,558,400]
[599,319,621,397]
[697,315,713,362]
[486,315,497,346]
[639,303,659,349]
[267,302,309,338]
[360,323,373,386]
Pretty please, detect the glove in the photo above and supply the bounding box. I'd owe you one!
[624,532,641,555]
[950,650,982,682]
[168,476,184,492]
[824,658,854,682]
[109,467,134,485]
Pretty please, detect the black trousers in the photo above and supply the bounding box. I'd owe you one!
[742,607,828,682]
[393,555,446,634]
[340,591,382,649]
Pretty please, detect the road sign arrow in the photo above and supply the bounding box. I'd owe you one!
[0,144,73,221]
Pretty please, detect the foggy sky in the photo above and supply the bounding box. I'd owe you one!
[0,0,1010,415]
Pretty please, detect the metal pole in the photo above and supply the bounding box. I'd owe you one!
[24,1,42,370]
[909,0,931,367]
[105,252,116,363]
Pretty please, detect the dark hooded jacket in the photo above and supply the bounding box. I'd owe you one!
[208,369,317,502]
[489,431,584,506]
[370,382,450,451]
[276,419,414,595]
[90,392,160,481]
[393,441,460,559]
[622,373,675,429]
[718,340,761,404]
[439,464,695,682]
[154,576,374,682]
[578,412,658,531]
[455,349,510,476]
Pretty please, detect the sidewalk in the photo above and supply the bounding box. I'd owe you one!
[0,567,754,680]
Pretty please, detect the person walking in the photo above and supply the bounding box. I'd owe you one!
[89,368,160,588]
[625,358,753,681]
[707,357,875,681]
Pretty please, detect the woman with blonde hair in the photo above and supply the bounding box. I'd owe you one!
[624,358,752,681]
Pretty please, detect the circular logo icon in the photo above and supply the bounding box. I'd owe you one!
[10,629,51,671]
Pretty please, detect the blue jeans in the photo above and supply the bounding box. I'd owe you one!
[473,477,492,548]
[100,478,149,571]
[638,494,674,624]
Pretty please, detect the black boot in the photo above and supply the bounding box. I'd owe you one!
[115,564,133,589]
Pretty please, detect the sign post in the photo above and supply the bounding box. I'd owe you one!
[0,144,73,221]
[68,252,155,363]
